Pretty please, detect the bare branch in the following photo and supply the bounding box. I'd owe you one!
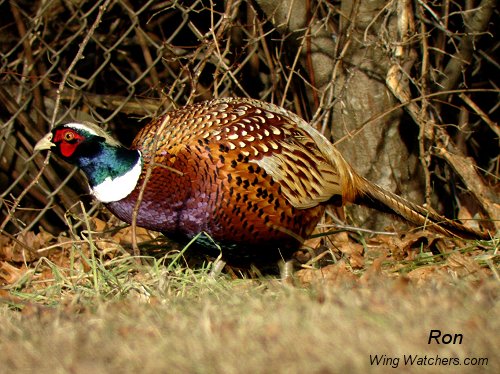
[438,0,497,94]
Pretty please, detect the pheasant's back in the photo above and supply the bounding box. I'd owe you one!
[106,98,355,262]
[133,98,357,205]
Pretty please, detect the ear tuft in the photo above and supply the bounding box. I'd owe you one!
[62,122,124,148]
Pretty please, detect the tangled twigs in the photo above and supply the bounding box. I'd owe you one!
[344,79,499,233]
[0,0,113,235]
[438,0,498,97]
[50,0,114,127]
[9,0,46,129]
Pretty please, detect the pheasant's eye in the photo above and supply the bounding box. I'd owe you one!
[63,130,76,142]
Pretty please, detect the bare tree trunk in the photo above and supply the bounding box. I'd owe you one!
[255,0,422,230]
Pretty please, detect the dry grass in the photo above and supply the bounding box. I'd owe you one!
[1,274,498,374]
[0,228,498,373]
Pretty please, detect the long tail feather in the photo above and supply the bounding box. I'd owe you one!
[353,175,490,240]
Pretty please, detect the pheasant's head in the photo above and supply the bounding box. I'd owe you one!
[34,123,124,161]
[35,123,142,203]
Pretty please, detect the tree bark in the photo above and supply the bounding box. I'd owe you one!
[255,0,423,230]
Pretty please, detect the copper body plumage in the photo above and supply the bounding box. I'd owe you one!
[106,98,345,261]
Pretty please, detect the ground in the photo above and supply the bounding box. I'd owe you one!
[0,216,498,373]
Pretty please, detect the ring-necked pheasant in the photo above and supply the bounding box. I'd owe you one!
[35,98,489,263]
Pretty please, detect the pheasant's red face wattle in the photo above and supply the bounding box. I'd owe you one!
[53,128,85,157]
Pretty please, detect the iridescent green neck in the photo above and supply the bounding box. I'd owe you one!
[76,143,142,203]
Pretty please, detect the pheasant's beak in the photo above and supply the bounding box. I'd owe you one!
[34,132,55,152]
